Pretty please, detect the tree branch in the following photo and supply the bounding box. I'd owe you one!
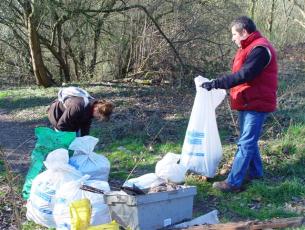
[48,1,187,72]
[294,19,305,28]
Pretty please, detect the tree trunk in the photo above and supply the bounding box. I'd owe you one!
[88,0,116,77]
[27,16,53,87]
[40,37,71,83]
[63,48,70,82]
[57,19,64,82]
[89,19,102,76]
[250,0,257,19]
[268,0,276,37]
[79,49,86,76]
[63,36,80,80]
[23,0,53,87]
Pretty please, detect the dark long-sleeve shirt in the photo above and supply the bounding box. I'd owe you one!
[48,97,94,136]
[215,46,270,89]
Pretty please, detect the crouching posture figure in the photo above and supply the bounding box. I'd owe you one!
[48,87,114,136]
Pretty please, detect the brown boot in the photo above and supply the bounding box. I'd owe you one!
[212,181,241,192]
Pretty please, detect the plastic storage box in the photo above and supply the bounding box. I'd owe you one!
[104,186,197,230]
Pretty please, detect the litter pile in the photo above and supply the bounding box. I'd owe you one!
[122,152,187,194]
[22,128,198,230]
[24,132,113,229]
[22,76,226,229]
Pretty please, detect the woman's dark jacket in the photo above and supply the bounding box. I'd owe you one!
[48,97,94,136]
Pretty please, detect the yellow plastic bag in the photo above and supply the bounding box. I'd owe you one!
[87,220,120,230]
[70,198,92,230]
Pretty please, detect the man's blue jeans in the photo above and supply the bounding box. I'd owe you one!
[226,111,267,188]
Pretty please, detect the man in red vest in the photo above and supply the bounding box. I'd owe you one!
[201,16,278,192]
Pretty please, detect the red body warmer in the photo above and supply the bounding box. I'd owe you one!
[230,31,278,112]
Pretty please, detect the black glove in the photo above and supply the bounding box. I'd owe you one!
[201,80,217,91]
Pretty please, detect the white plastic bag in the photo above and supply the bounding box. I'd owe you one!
[84,180,112,226]
[69,136,110,181]
[26,149,82,228]
[155,152,187,183]
[174,210,219,228]
[58,86,94,107]
[53,175,111,229]
[123,173,165,190]
[180,76,226,177]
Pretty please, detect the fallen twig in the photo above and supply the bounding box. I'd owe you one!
[183,216,305,230]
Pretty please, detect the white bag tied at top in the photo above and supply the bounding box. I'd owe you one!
[155,152,187,183]
[180,76,226,177]
[69,136,110,181]
[26,148,82,228]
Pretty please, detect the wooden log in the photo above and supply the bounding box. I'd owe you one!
[183,217,305,230]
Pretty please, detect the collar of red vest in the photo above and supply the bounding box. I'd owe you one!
[240,31,262,49]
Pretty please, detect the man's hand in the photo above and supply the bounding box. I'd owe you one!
[201,80,216,91]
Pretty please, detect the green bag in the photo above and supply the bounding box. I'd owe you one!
[22,127,76,200]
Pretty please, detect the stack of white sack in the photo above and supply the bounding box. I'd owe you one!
[26,148,82,228]
[69,136,110,181]
[53,175,111,229]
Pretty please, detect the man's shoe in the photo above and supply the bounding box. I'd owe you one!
[212,181,241,192]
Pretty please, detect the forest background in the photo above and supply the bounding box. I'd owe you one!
[1,0,304,87]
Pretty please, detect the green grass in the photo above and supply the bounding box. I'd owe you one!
[0,87,57,121]
[22,222,49,230]
[100,127,305,221]
[99,137,180,180]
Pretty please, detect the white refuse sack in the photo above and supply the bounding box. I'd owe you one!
[26,148,82,228]
[155,152,187,183]
[122,173,166,191]
[53,175,112,229]
[69,136,110,181]
[174,210,219,228]
[180,76,226,177]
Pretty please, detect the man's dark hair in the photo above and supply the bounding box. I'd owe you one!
[230,16,256,34]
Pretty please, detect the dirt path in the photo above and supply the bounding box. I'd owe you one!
[0,108,47,175]
[0,108,47,229]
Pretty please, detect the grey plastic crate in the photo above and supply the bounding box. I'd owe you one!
[104,186,197,230]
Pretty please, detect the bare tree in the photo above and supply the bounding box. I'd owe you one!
[2,0,305,87]
[0,0,54,86]
[291,0,305,29]
[250,0,258,19]
[268,0,277,37]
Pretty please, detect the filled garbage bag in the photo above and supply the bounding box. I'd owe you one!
[22,127,76,200]
[26,148,82,228]
[69,136,110,181]
[122,173,166,192]
[155,152,187,183]
[53,175,111,229]
[180,76,226,177]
